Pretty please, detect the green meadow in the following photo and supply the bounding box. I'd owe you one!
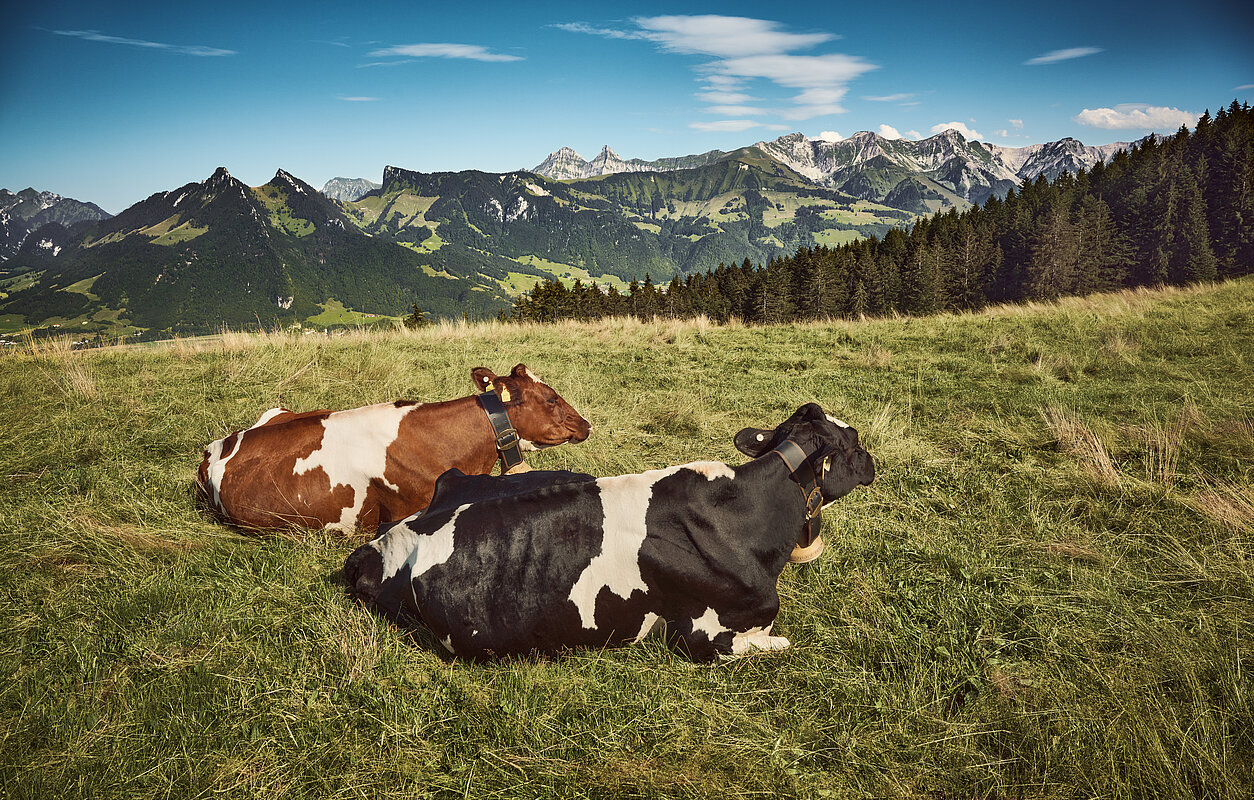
[1,278,1251,798]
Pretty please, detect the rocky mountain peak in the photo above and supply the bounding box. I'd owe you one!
[320,177,382,202]
[207,167,233,184]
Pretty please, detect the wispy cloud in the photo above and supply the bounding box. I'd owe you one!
[561,15,875,125]
[634,15,836,58]
[864,93,914,103]
[337,96,379,102]
[1025,47,1103,65]
[695,90,759,104]
[1235,83,1254,91]
[365,43,522,63]
[703,105,769,116]
[551,22,649,41]
[1073,104,1199,130]
[690,119,789,133]
[50,29,235,57]
[931,121,984,140]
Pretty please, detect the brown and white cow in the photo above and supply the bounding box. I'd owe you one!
[197,364,591,531]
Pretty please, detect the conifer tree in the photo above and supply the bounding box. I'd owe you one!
[1167,166,1219,283]
[1027,206,1080,300]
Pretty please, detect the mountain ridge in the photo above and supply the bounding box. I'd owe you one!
[0,128,1154,338]
[0,187,111,262]
[529,129,1146,207]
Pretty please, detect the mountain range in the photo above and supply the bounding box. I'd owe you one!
[530,130,1143,207]
[1,188,110,262]
[1,128,1145,339]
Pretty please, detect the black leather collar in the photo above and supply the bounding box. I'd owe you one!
[772,439,823,550]
[477,390,524,473]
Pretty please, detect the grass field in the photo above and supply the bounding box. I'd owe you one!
[1,279,1251,798]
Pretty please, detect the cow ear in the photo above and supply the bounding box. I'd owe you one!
[471,367,497,393]
[510,363,530,379]
[497,377,519,403]
[734,426,776,457]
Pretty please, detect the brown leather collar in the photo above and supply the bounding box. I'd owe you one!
[772,439,823,551]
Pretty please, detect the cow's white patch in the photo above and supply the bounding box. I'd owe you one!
[402,506,469,645]
[633,612,662,643]
[440,636,455,654]
[292,402,416,530]
[730,625,791,656]
[204,407,289,510]
[568,465,684,628]
[376,525,421,582]
[253,407,289,427]
[825,414,849,428]
[685,461,735,481]
[690,607,726,641]
[408,504,468,578]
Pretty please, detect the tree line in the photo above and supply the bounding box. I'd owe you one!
[509,100,1252,324]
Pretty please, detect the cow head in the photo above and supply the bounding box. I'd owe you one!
[471,364,592,448]
[733,403,875,562]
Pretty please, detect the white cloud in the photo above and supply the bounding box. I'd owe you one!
[703,74,747,90]
[1235,83,1254,91]
[561,15,875,124]
[905,130,921,140]
[1025,47,1103,65]
[338,96,379,102]
[878,124,903,139]
[703,105,768,116]
[1073,104,1200,130]
[1010,119,1024,129]
[864,93,914,103]
[366,43,521,62]
[50,28,235,56]
[695,90,758,104]
[634,15,835,58]
[993,129,1009,138]
[703,53,875,119]
[690,119,788,132]
[551,22,647,41]
[931,121,984,140]
[817,131,843,142]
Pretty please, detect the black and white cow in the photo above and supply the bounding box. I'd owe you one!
[344,403,874,661]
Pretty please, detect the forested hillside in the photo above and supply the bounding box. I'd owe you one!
[511,101,1253,323]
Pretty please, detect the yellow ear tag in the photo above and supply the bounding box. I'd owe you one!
[498,387,511,402]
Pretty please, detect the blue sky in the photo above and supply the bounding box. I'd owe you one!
[3,1,1251,213]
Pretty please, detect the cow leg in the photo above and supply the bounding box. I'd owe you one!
[672,605,784,661]
[729,626,791,657]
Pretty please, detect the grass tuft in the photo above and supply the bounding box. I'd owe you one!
[1041,405,1120,486]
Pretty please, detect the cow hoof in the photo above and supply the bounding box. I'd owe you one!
[789,536,824,564]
